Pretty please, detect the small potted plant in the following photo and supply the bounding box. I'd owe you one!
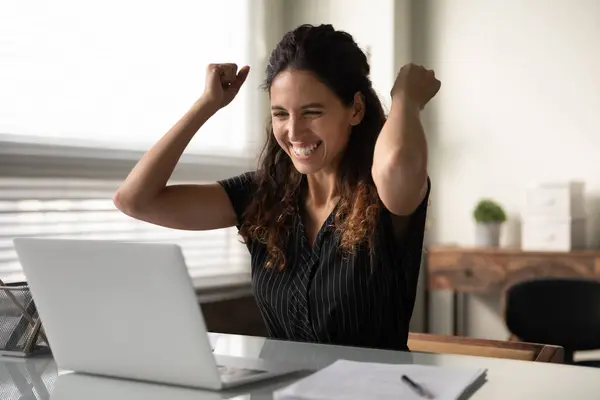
[473,199,507,247]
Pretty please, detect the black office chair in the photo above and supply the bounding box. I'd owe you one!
[504,277,600,367]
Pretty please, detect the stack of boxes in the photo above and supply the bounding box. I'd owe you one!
[521,182,587,252]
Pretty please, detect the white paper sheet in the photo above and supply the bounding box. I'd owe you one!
[273,359,487,400]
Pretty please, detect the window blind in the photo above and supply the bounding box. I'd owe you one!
[0,177,250,283]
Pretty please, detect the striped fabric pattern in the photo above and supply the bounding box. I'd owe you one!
[218,172,430,351]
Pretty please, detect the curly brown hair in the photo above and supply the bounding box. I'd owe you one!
[239,24,387,270]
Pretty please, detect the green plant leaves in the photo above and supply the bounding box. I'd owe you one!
[473,199,507,223]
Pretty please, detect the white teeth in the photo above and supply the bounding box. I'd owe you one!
[292,143,319,157]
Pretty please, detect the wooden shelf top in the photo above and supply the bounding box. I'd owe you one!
[426,245,600,258]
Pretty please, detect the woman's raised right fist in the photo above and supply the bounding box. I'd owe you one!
[202,63,250,110]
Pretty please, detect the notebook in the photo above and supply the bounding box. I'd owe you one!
[273,359,487,400]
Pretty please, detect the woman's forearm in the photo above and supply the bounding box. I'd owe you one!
[114,96,219,213]
[372,99,428,215]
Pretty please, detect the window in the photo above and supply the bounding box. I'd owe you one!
[0,1,270,283]
[0,0,259,154]
[0,175,253,283]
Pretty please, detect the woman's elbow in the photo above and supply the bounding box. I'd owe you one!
[372,160,428,216]
[112,189,143,217]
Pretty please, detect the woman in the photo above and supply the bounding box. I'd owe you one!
[114,24,440,351]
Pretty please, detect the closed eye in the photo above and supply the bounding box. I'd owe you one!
[271,110,323,118]
[304,110,322,117]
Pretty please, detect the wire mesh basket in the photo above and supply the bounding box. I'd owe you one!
[0,280,50,357]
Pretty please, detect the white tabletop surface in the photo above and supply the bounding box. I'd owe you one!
[2,332,600,399]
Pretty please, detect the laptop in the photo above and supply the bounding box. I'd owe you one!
[12,238,296,390]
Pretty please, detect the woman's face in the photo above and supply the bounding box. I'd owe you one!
[269,69,364,175]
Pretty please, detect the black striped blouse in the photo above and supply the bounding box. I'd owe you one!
[218,172,430,351]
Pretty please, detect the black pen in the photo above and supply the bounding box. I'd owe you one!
[401,374,436,399]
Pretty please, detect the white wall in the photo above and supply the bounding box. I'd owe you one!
[416,0,600,339]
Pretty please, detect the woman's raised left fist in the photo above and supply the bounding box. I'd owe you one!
[391,63,441,109]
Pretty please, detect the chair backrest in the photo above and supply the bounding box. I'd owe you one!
[408,332,564,363]
[504,277,600,352]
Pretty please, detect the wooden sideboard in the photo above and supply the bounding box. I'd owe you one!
[425,245,600,334]
[408,332,564,363]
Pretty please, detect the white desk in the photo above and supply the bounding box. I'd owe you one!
[2,332,600,399]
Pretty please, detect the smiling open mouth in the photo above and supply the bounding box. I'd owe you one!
[291,141,322,157]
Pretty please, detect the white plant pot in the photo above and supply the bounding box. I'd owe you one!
[475,222,501,247]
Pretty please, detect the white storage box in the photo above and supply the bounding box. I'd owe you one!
[525,182,585,218]
[521,217,586,252]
